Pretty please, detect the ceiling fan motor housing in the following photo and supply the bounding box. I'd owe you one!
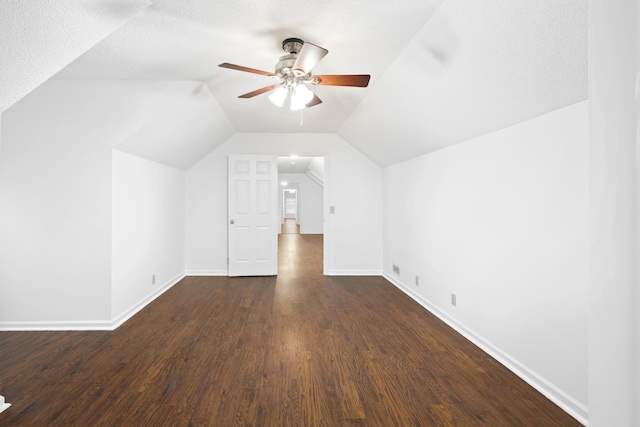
[275,54,297,76]
[276,38,305,77]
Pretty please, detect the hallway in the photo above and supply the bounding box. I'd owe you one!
[281,218,300,234]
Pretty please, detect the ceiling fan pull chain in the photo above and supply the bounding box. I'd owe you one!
[300,108,304,127]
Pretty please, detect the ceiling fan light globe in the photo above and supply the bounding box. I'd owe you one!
[295,85,314,104]
[268,87,288,107]
[289,85,314,110]
[289,94,306,111]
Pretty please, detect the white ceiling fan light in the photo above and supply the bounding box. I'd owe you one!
[289,84,314,110]
[268,86,288,107]
[268,82,315,110]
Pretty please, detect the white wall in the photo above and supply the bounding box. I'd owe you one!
[306,156,325,185]
[111,150,185,324]
[588,0,639,425]
[278,172,324,234]
[0,79,197,329]
[0,81,116,327]
[382,101,589,423]
[185,133,382,276]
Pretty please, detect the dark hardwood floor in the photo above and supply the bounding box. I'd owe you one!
[0,234,581,426]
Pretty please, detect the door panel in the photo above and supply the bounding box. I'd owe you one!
[235,180,251,214]
[257,180,271,214]
[256,226,271,260]
[235,226,251,262]
[228,155,278,276]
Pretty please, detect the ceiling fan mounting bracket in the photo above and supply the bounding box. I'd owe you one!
[282,37,304,54]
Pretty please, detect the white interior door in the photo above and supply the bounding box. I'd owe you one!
[228,155,278,276]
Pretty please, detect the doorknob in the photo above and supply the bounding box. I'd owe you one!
[230,219,235,224]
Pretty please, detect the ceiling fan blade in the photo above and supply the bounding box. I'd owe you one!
[219,63,277,77]
[292,43,328,75]
[306,93,323,108]
[313,74,371,87]
[238,84,281,99]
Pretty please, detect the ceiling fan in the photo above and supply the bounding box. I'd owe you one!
[219,38,370,110]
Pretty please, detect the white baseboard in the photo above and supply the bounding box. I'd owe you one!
[0,319,114,331]
[110,272,185,330]
[186,269,382,277]
[185,269,228,276]
[382,271,588,426]
[325,269,382,276]
[0,272,186,332]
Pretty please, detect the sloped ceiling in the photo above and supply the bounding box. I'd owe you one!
[339,0,588,166]
[0,0,151,112]
[278,156,314,174]
[114,82,235,170]
[0,0,587,169]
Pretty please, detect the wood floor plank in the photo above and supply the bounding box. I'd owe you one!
[0,234,582,426]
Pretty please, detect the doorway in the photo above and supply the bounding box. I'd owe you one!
[283,188,297,220]
[277,155,326,271]
[282,188,299,234]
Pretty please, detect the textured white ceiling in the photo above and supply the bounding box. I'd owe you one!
[54,0,444,134]
[339,0,588,166]
[114,82,235,170]
[0,0,587,168]
[0,0,151,112]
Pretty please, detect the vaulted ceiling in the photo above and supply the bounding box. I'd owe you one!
[0,0,587,169]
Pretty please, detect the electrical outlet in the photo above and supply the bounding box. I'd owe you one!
[415,276,419,286]
[152,274,156,285]
[392,264,400,275]
[330,206,336,214]
[451,293,457,306]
